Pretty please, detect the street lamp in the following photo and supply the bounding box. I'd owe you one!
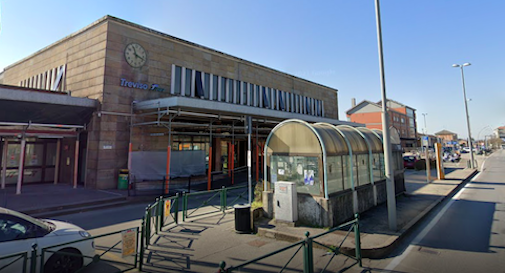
[452,63,475,169]
[375,0,396,231]
[422,113,428,135]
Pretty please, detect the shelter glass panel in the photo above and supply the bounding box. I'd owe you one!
[342,155,352,189]
[327,156,344,194]
[372,153,382,182]
[357,154,370,185]
[271,155,321,196]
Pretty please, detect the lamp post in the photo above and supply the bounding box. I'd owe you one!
[422,113,428,135]
[375,0,396,231]
[452,63,475,169]
[421,113,430,183]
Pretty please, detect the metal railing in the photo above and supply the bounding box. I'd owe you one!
[0,250,30,273]
[218,215,361,273]
[41,227,139,273]
[139,183,250,271]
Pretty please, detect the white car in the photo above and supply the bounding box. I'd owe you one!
[0,207,95,273]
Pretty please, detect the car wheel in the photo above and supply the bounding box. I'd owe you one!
[44,248,83,273]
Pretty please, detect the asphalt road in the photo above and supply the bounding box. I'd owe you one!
[352,149,505,273]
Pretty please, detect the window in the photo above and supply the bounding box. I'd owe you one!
[220,77,227,102]
[184,69,192,96]
[262,87,270,108]
[173,66,181,95]
[279,91,285,111]
[195,71,204,98]
[203,73,210,99]
[212,75,218,100]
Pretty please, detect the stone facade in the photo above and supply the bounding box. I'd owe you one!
[1,15,340,189]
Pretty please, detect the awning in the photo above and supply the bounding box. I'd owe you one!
[134,96,361,126]
[0,84,97,127]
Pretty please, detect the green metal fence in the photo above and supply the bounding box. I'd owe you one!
[217,215,361,273]
[40,227,140,273]
[0,250,30,273]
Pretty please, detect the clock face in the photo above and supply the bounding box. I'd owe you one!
[124,43,147,68]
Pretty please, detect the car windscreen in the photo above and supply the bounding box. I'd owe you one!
[2,208,51,231]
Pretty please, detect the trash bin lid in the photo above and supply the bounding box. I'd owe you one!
[233,204,251,209]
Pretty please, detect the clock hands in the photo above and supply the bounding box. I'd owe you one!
[132,46,144,61]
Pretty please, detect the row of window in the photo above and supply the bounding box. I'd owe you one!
[170,65,325,117]
[18,65,66,92]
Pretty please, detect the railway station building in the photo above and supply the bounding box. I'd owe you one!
[0,15,360,192]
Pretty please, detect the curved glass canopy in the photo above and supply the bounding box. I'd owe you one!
[264,119,402,199]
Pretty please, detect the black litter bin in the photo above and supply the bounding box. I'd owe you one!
[234,204,252,233]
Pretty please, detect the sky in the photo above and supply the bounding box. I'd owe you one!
[0,0,503,140]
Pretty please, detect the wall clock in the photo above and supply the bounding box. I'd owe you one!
[124,43,147,68]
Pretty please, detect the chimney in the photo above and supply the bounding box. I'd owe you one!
[351,98,356,107]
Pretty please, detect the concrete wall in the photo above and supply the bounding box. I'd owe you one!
[265,175,405,228]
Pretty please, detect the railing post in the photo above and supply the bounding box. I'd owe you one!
[303,232,314,273]
[182,192,187,222]
[145,209,151,247]
[218,261,227,272]
[139,217,145,271]
[30,243,37,273]
[154,198,159,234]
[134,227,139,268]
[158,197,163,233]
[354,213,362,267]
[175,193,180,224]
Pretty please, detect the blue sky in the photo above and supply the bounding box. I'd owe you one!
[0,0,503,139]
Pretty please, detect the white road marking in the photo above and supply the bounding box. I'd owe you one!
[384,157,488,272]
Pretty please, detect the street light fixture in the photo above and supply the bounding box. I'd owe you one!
[452,62,475,169]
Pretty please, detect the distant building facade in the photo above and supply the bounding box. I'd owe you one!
[435,130,459,147]
[346,99,417,149]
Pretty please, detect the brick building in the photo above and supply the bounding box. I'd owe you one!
[0,15,358,191]
[346,99,417,149]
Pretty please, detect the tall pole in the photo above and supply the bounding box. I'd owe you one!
[422,113,428,135]
[375,0,396,230]
[454,63,475,169]
[422,113,430,183]
[246,116,252,205]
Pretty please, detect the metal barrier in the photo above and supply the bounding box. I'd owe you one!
[0,250,30,273]
[182,188,225,222]
[40,227,140,273]
[218,215,361,273]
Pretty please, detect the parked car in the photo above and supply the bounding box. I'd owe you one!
[461,147,470,153]
[0,207,95,273]
[403,154,419,169]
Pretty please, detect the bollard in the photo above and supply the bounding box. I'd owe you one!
[303,232,314,273]
[354,214,362,267]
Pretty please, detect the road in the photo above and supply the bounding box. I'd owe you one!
[352,149,505,273]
